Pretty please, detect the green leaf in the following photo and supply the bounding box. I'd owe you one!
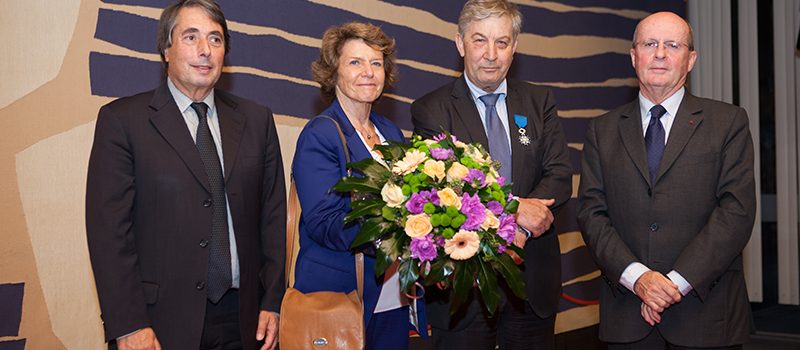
[381,206,396,221]
[424,258,454,285]
[492,253,527,300]
[449,259,476,316]
[373,143,406,161]
[504,198,519,213]
[332,177,382,193]
[350,218,392,248]
[347,158,391,181]
[476,257,500,315]
[344,198,385,224]
[507,244,525,260]
[375,244,394,277]
[398,258,420,294]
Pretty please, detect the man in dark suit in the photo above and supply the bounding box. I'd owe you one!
[578,11,755,349]
[86,1,285,349]
[411,1,572,348]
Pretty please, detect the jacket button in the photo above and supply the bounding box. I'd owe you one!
[647,188,652,197]
[199,239,209,248]
[196,281,205,290]
[649,223,659,232]
[203,199,212,207]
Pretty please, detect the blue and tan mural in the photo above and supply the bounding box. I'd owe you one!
[1,1,682,348]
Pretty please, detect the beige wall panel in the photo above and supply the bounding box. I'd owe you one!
[0,0,81,109]
[16,121,104,350]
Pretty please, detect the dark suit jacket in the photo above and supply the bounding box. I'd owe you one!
[577,92,755,347]
[292,99,426,335]
[411,76,572,329]
[86,82,286,350]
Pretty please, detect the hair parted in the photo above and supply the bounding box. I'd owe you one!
[157,0,230,69]
[458,0,522,38]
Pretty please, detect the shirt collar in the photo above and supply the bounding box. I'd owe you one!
[464,73,507,101]
[167,77,216,115]
[638,87,684,120]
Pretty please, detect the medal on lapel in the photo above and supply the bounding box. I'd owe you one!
[514,114,530,146]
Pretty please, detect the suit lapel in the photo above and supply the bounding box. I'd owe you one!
[148,83,211,193]
[216,92,245,184]
[505,81,525,184]
[451,77,489,147]
[327,101,372,164]
[618,100,651,185]
[655,93,703,183]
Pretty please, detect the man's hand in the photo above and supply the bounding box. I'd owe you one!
[256,311,279,350]
[633,271,682,312]
[640,302,662,326]
[117,327,160,350]
[516,198,555,238]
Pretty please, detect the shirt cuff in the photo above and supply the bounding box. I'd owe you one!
[620,262,651,294]
[518,226,532,239]
[117,328,142,341]
[667,270,693,296]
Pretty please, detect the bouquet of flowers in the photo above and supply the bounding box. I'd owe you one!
[333,133,526,315]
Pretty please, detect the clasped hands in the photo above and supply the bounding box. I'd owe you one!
[634,271,682,326]
[505,197,555,265]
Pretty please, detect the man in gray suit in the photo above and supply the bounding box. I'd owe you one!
[578,11,755,349]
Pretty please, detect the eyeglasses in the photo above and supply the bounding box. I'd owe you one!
[635,40,691,53]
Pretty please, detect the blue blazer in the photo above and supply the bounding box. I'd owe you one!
[292,100,426,334]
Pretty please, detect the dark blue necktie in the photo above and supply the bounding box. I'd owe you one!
[191,102,232,303]
[645,104,667,184]
[479,94,512,182]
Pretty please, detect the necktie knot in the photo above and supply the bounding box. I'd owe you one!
[479,94,500,108]
[650,104,667,121]
[191,102,209,119]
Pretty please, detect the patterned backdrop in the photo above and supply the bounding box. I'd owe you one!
[1,0,683,348]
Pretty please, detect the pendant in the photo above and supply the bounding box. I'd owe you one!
[518,128,530,146]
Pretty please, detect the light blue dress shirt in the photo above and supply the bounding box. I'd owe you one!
[167,78,240,289]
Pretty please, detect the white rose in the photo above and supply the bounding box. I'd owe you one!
[481,209,500,230]
[381,182,406,208]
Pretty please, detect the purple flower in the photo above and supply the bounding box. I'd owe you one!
[405,193,427,214]
[405,190,440,214]
[430,147,454,160]
[497,244,507,254]
[497,214,517,244]
[410,234,438,262]
[487,201,504,216]
[459,193,487,231]
[428,189,440,206]
[433,133,458,143]
[463,169,486,187]
[434,236,446,247]
[497,176,506,186]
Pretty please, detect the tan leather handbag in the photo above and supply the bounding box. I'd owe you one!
[279,116,365,350]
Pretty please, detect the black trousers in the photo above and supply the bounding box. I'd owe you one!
[432,292,555,350]
[607,327,743,350]
[200,289,242,350]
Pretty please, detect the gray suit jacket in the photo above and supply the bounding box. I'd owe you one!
[577,92,755,347]
[412,76,572,330]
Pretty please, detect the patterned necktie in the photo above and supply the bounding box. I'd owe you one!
[191,102,232,303]
[479,94,512,182]
[645,104,667,184]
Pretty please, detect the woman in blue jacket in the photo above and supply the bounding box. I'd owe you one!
[292,22,424,349]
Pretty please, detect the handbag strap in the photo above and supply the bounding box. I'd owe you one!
[286,115,364,302]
